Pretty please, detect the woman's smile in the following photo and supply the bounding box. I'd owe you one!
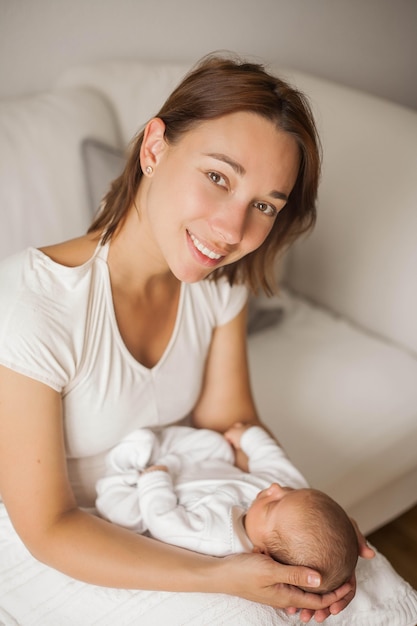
[187,230,224,262]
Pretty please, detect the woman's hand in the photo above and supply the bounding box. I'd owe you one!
[351,517,376,560]
[218,552,354,619]
[284,518,375,623]
[285,572,356,623]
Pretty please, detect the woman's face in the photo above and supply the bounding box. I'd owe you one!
[137,111,300,283]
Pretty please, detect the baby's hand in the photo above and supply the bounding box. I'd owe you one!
[224,422,252,450]
[142,464,169,474]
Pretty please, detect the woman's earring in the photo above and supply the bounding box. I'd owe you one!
[145,166,153,175]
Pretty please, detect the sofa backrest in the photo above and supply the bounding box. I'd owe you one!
[0,86,121,261]
[283,71,417,356]
[58,60,190,146]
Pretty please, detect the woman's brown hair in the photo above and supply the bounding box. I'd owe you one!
[89,53,321,294]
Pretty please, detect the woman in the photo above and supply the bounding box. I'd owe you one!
[0,54,372,623]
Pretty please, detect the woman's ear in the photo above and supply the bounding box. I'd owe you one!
[140,117,167,172]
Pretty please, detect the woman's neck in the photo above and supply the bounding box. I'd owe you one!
[107,206,176,298]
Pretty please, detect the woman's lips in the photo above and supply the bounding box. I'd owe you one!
[187,230,225,266]
[188,232,223,259]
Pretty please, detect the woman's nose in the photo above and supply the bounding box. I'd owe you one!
[210,202,249,245]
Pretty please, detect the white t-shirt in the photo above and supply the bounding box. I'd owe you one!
[0,243,247,505]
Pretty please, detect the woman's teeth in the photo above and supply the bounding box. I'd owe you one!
[189,233,222,260]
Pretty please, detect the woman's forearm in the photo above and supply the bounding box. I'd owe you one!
[26,506,356,617]
[31,507,221,592]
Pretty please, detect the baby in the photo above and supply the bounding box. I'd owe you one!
[96,423,359,593]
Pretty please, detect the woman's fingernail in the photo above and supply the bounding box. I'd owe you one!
[308,575,321,587]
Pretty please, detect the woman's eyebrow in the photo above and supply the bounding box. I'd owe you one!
[270,189,288,201]
[204,152,288,202]
[204,152,246,176]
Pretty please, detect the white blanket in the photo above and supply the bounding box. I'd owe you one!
[1,504,416,626]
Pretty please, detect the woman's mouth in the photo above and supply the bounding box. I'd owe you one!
[188,232,223,261]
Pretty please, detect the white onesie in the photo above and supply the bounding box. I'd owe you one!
[96,425,309,556]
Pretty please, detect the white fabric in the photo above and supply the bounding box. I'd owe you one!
[1,502,416,626]
[281,70,417,356]
[0,243,247,506]
[248,291,417,534]
[96,426,308,553]
[0,86,121,262]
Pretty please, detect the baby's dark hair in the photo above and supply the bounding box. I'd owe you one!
[266,489,359,593]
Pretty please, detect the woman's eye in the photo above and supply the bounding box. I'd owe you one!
[207,171,227,187]
[254,201,277,217]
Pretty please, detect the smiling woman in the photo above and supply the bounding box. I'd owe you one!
[0,53,371,624]
[90,54,320,294]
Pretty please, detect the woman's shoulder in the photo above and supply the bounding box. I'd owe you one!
[0,235,102,298]
[0,234,105,321]
[0,235,106,391]
[38,233,101,267]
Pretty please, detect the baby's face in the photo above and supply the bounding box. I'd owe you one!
[244,483,307,551]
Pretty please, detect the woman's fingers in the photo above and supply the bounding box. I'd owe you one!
[279,563,321,589]
[329,586,356,614]
[296,577,356,623]
[221,554,354,613]
[350,517,376,559]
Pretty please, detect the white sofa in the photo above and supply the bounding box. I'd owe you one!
[1,59,417,539]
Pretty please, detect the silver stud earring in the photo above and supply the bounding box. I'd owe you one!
[145,166,153,175]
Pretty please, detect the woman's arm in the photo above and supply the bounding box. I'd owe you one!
[0,367,354,609]
[192,304,264,473]
[0,364,357,615]
[192,304,262,430]
[0,366,219,590]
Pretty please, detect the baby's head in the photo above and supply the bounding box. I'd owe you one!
[244,484,359,593]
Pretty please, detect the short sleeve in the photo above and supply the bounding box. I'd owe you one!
[198,279,248,328]
[218,281,248,327]
[0,249,77,391]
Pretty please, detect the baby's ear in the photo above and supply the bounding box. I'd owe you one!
[252,546,265,554]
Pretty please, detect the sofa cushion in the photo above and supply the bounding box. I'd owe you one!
[248,292,417,533]
[0,87,121,261]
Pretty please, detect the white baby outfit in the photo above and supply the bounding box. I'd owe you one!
[96,425,309,555]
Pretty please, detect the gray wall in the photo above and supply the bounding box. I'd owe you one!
[1,0,416,109]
